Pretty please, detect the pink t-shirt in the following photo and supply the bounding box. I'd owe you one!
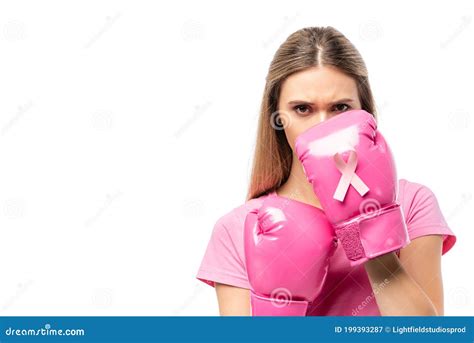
[195,179,457,316]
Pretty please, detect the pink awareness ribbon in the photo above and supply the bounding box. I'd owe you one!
[333,150,369,202]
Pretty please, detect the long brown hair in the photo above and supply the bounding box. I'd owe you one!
[247,26,378,201]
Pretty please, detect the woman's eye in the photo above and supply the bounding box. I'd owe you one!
[293,105,310,115]
[333,103,350,112]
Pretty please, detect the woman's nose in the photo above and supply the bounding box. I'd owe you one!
[314,111,330,125]
[319,111,329,122]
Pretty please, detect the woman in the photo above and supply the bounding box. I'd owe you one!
[195,26,456,316]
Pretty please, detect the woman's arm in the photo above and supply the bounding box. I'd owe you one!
[398,234,445,315]
[363,235,444,316]
[215,282,251,316]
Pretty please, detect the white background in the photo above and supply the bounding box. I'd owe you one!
[0,0,472,316]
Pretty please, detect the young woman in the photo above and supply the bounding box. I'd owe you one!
[195,26,456,316]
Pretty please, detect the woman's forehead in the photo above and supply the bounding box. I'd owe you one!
[279,66,358,103]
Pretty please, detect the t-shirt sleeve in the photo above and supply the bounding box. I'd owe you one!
[195,213,250,289]
[402,180,456,255]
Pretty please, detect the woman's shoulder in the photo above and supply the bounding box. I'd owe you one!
[398,178,440,215]
[398,178,456,254]
[398,178,432,195]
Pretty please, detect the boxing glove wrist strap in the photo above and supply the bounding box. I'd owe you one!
[250,290,308,316]
[333,203,410,266]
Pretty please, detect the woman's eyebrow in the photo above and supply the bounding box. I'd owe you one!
[287,98,355,105]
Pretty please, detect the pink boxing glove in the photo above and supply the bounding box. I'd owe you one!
[244,194,337,316]
[295,109,410,266]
